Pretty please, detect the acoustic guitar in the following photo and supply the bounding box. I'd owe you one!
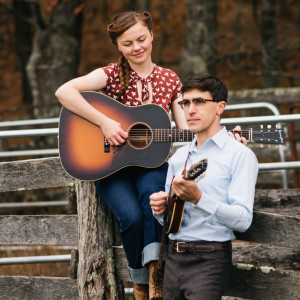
[165,159,208,234]
[58,91,285,181]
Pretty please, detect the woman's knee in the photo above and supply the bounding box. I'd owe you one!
[119,209,144,232]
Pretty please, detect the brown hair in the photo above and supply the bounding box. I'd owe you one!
[107,11,153,100]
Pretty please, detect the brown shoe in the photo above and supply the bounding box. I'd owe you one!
[148,261,164,300]
[133,284,149,300]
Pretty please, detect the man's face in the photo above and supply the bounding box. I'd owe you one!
[181,89,226,134]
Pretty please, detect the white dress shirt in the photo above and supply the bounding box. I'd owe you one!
[156,127,259,242]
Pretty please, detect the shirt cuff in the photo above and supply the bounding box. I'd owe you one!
[195,191,218,215]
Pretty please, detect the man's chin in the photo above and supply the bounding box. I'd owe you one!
[188,126,199,133]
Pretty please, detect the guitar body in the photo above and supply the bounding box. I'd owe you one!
[59,91,172,180]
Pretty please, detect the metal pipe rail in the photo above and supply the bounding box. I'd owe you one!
[0,254,71,265]
[0,200,68,209]
[1,114,300,139]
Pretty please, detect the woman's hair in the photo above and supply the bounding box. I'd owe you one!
[107,11,153,100]
[181,74,228,103]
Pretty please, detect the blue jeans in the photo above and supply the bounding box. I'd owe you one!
[95,163,168,284]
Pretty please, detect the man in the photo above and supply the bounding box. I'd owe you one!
[150,74,258,300]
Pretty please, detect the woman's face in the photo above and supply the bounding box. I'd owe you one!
[116,21,153,66]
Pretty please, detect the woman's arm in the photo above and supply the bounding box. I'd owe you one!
[170,96,189,129]
[55,68,128,145]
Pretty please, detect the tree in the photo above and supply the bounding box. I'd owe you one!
[261,0,278,87]
[178,0,217,81]
[24,1,83,118]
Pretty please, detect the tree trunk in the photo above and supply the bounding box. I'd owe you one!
[26,1,83,118]
[179,0,217,81]
[13,0,33,106]
[76,180,121,299]
[261,0,278,88]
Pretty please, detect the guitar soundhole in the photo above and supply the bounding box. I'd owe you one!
[128,123,152,149]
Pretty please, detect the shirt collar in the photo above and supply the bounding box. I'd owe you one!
[189,127,228,153]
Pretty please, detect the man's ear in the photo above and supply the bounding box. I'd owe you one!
[216,101,226,115]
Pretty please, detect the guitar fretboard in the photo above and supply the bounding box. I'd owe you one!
[152,129,252,143]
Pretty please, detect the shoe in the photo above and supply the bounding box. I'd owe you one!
[148,261,164,300]
[133,283,149,300]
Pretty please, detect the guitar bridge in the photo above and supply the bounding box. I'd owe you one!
[104,137,110,153]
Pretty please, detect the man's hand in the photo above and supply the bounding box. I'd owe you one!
[150,191,168,215]
[228,125,247,145]
[171,175,202,205]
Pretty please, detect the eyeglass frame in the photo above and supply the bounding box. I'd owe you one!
[177,98,223,110]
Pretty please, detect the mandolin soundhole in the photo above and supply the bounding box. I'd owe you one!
[128,123,153,149]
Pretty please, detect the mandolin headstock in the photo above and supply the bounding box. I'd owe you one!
[185,158,208,180]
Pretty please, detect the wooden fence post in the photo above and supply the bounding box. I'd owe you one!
[76,180,121,299]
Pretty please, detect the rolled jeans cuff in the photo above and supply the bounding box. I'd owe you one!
[142,242,168,266]
[127,265,149,284]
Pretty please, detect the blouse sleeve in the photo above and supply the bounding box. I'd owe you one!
[170,71,182,102]
[101,63,119,86]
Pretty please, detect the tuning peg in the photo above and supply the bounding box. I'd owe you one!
[267,124,271,130]
[260,144,264,148]
[260,125,263,130]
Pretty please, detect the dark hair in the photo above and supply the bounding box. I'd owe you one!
[107,12,153,101]
[181,74,228,103]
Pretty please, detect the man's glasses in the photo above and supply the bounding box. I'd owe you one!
[178,98,221,110]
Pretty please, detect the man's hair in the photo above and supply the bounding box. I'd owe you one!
[181,74,228,103]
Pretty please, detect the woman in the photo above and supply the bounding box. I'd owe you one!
[55,11,187,300]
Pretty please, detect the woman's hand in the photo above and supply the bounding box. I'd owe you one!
[228,125,247,146]
[101,116,128,146]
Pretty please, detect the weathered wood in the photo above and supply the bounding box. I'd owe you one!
[70,249,79,279]
[0,157,73,192]
[1,206,299,249]
[0,276,78,300]
[254,188,300,208]
[225,263,300,300]
[0,215,77,245]
[229,86,300,104]
[233,241,300,269]
[76,181,121,299]
[113,243,300,283]
[235,210,300,248]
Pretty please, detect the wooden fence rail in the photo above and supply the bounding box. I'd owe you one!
[0,157,299,299]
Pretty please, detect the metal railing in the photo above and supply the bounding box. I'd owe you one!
[0,254,71,265]
[1,108,300,178]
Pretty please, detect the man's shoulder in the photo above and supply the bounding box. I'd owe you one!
[225,136,258,160]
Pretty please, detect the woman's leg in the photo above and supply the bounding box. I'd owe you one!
[134,163,168,299]
[95,168,148,284]
[134,163,168,265]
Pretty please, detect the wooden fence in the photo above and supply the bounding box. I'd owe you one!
[0,157,299,299]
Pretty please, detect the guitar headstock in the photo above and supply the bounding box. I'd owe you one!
[185,158,208,180]
[252,125,286,145]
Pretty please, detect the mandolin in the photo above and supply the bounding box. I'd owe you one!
[58,91,285,181]
[165,159,208,234]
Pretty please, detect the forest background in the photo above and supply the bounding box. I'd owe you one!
[1,0,300,126]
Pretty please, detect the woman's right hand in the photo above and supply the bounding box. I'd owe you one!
[101,116,128,146]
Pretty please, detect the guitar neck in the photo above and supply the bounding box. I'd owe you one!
[153,129,252,143]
